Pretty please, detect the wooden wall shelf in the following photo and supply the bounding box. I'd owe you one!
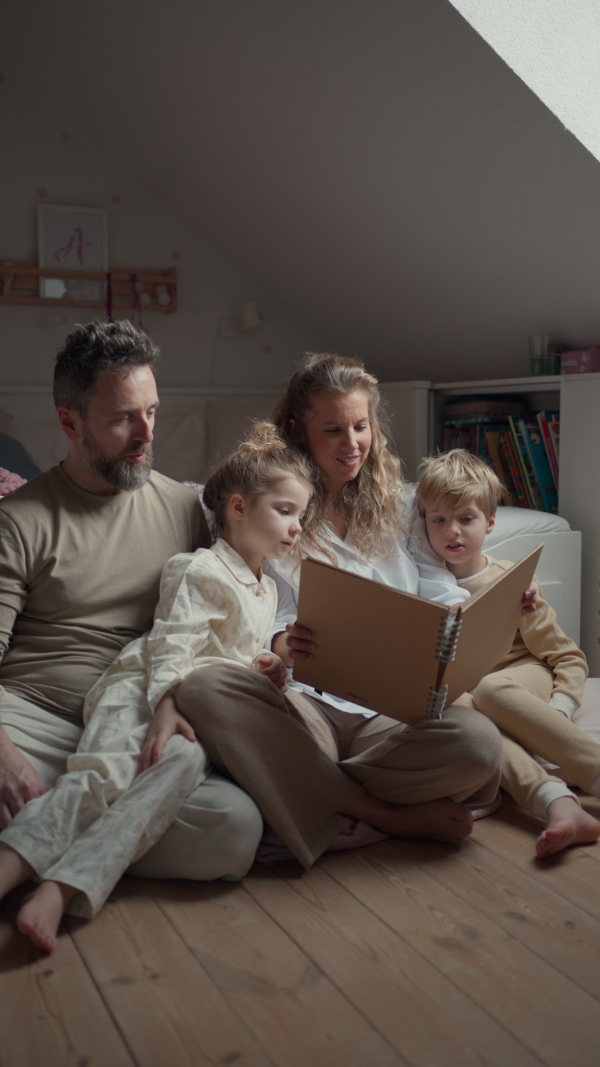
[0,260,177,313]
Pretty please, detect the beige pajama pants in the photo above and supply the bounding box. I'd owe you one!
[460,657,600,817]
[176,663,503,869]
[1,720,206,918]
[1,691,263,906]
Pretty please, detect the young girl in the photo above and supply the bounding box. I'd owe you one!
[0,422,313,952]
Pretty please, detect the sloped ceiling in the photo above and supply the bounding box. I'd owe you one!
[3,0,600,380]
[450,0,600,166]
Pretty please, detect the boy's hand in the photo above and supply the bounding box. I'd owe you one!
[521,586,537,615]
[256,653,289,692]
[138,691,196,774]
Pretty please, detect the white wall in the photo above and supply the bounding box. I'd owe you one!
[450,0,600,165]
[4,3,600,386]
[0,84,330,390]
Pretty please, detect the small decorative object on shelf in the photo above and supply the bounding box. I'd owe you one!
[560,347,600,374]
[0,260,177,314]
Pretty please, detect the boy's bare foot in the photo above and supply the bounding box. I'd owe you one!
[344,796,474,845]
[16,881,75,953]
[536,797,600,859]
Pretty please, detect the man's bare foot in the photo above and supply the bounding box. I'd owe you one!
[536,797,600,859]
[344,796,474,845]
[16,881,76,953]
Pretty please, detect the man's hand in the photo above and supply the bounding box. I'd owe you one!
[0,728,46,829]
[137,691,196,775]
[256,653,290,692]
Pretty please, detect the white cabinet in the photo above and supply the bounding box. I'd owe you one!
[558,373,600,675]
[379,381,430,483]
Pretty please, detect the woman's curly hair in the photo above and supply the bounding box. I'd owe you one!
[273,353,406,560]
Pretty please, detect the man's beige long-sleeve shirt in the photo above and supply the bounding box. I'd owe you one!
[0,464,208,722]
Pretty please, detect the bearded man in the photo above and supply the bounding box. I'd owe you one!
[0,320,262,882]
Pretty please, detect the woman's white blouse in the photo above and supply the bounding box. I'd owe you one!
[264,484,468,718]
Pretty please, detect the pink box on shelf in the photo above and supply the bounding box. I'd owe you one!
[561,348,600,374]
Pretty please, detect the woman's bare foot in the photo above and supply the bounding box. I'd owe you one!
[536,797,600,859]
[16,881,76,953]
[344,796,474,845]
[470,791,502,821]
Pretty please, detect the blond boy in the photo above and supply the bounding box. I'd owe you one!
[415,449,600,857]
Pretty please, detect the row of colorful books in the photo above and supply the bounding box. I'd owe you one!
[439,411,560,512]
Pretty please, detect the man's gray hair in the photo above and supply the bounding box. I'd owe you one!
[53,320,159,415]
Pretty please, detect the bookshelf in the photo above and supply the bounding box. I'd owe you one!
[381,373,600,673]
[429,375,560,448]
[380,376,561,485]
[431,376,561,511]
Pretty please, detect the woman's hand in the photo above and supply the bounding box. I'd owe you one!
[138,691,196,774]
[272,623,315,665]
[522,586,537,616]
[256,653,290,692]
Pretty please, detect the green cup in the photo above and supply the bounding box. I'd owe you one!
[530,354,561,376]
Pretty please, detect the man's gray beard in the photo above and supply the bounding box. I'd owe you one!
[82,430,153,491]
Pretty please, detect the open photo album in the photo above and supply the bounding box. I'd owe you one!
[293,546,542,723]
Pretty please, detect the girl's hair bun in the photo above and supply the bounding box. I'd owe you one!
[203,420,314,536]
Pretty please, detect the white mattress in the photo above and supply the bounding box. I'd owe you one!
[485,507,570,547]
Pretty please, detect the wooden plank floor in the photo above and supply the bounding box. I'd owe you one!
[2,795,600,1067]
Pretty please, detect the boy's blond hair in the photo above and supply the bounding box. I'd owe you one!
[415,449,503,519]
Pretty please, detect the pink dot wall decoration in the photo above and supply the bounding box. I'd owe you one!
[37,187,48,199]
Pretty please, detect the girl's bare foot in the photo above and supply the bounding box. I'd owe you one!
[16,881,76,953]
[536,797,600,859]
[344,796,474,845]
[0,843,35,901]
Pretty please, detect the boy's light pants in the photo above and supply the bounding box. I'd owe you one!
[460,658,600,817]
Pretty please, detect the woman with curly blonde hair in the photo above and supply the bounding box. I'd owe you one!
[273,353,404,560]
[268,353,483,664]
[176,355,503,868]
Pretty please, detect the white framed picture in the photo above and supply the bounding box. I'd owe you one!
[37,204,108,300]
